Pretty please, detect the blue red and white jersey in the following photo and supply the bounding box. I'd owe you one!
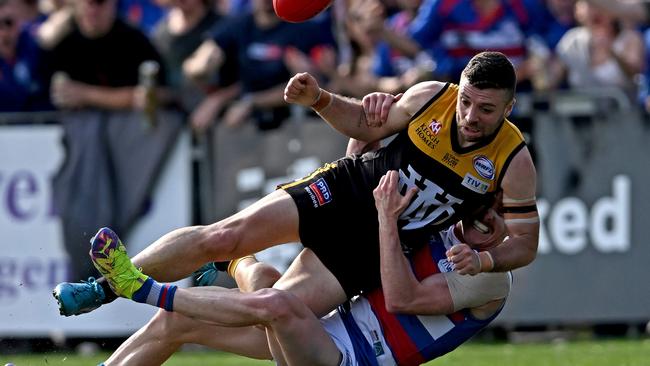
[365,228,504,366]
[0,28,51,112]
[373,10,416,77]
[527,0,575,49]
[409,0,536,79]
[118,0,168,37]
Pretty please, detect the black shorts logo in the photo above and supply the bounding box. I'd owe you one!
[305,178,332,208]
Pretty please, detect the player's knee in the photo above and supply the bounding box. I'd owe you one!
[200,221,244,259]
[253,288,307,324]
[241,262,282,291]
[150,309,190,339]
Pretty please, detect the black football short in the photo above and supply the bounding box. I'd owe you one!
[278,157,383,298]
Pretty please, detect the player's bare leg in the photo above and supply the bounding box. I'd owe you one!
[132,190,300,282]
[229,255,282,292]
[272,249,347,317]
[168,286,342,366]
[203,247,347,317]
[100,242,346,365]
[103,256,279,366]
[54,190,301,316]
[103,311,271,366]
[233,250,348,363]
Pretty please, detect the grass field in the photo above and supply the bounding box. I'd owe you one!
[3,338,649,366]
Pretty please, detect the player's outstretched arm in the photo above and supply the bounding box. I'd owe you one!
[284,72,443,142]
[374,171,510,315]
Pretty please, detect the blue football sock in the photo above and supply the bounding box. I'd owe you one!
[132,278,177,311]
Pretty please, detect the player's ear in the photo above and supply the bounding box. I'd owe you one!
[504,97,516,118]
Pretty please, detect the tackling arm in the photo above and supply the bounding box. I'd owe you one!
[489,147,539,272]
[374,171,455,315]
[375,172,509,315]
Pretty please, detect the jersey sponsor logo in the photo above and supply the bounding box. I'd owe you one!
[398,165,464,230]
[415,122,440,150]
[428,119,442,135]
[438,258,454,273]
[442,152,458,168]
[462,173,490,194]
[473,155,495,180]
[305,178,332,207]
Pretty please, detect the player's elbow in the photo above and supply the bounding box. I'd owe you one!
[383,294,414,314]
[384,301,405,314]
[526,233,540,262]
[506,229,539,268]
[524,246,538,266]
[517,236,539,268]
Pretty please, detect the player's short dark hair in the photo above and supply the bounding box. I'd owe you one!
[461,51,517,100]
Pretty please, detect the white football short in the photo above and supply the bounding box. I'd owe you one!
[320,296,397,366]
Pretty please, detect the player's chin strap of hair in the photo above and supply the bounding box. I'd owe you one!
[311,88,334,113]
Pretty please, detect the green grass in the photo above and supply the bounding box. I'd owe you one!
[3,339,649,366]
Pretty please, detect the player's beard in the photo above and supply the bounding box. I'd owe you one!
[458,117,504,143]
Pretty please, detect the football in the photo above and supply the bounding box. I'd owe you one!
[273,0,333,23]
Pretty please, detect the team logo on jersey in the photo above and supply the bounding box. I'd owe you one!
[428,119,442,135]
[415,122,440,150]
[305,178,332,207]
[462,173,490,194]
[473,155,495,180]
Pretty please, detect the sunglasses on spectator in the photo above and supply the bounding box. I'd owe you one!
[0,17,15,29]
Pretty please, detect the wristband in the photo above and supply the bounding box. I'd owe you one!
[311,89,333,112]
[481,251,495,272]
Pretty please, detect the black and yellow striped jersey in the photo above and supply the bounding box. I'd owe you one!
[380,83,526,248]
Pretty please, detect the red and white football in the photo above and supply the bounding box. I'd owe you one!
[273,0,333,23]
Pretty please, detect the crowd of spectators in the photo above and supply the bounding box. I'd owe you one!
[3,0,650,125]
